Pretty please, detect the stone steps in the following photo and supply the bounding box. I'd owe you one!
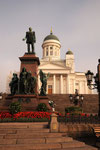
[3,133,67,139]
[47,94,98,114]
[0,122,98,150]
[0,122,48,129]
[0,143,97,150]
[0,128,50,134]
[0,137,73,144]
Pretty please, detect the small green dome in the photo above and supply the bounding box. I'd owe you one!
[43,32,59,42]
[66,50,73,55]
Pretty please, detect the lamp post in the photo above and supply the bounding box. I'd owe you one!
[85,59,100,117]
[69,89,84,106]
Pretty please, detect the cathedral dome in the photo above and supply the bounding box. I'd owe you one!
[66,49,73,55]
[42,29,61,61]
[43,31,59,42]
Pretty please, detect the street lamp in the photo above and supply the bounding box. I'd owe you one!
[85,59,100,117]
[69,89,84,106]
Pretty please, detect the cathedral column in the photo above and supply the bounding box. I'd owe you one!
[60,75,63,94]
[73,78,75,94]
[85,80,88,94]
[53,74,56,94]
[66,74,70,94]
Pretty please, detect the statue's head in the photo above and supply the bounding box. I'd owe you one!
[29,27,32,32]
[13,73,17,78]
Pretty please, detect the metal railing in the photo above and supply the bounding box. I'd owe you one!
[58,114,100,124]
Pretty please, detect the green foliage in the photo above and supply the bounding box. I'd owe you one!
[37,103,48,112]
[9,102,21,115]
[65,106,82,114]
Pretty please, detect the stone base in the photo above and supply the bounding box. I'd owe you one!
[38,96,52,111]
[19,53,40,94]
[6,95,52,111]
[6,95,38,111]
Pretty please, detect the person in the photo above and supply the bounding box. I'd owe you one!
[23,27,36,53]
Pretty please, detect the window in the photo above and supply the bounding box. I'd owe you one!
[55,51,57,56]
[46,50,48,56]
[48,85,52,89]
[76,83,79,85]
[50,46,53,49]
[50,50,53,55]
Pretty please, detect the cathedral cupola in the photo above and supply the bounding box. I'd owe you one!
[66,49,75,73]
[42,29,61,61]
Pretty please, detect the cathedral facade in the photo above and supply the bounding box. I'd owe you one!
[38,30,92,94]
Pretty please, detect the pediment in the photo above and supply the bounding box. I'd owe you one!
[39,62,70,70]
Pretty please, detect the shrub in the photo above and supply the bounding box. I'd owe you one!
[65,106,82,114]
[9,102,21,115]
[37,103,48,112]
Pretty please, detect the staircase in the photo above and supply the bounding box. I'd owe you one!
[0,122,97,150]
[47,94,98,114]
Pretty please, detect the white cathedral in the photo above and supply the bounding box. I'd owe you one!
[38,30,92,94]
[6,30,92,94]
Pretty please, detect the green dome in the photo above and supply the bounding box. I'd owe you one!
[43,33,59,42]
[66,50,73,55]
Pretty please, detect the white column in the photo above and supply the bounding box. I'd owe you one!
[66,75,70,94]
[53,74,56,94]
[60,75,63,94]
[79,82,81,94]
[85,80,88,94]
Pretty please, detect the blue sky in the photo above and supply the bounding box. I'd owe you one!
[0,0,100,92]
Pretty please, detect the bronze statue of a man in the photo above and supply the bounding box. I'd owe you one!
[23,27,36,53]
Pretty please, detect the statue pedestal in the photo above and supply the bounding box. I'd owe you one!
[38,96,52,111]
[6,95,38,111]
[6,95,52,111]
[19,53,40,93]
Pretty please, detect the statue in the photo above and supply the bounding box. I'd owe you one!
[19,67,28,94]
[26,71,37,94]
[9,73,18,95]
[39,70,49,96]
[19,68,37,94]
[9,67,37,95]
[23,27,36,54]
